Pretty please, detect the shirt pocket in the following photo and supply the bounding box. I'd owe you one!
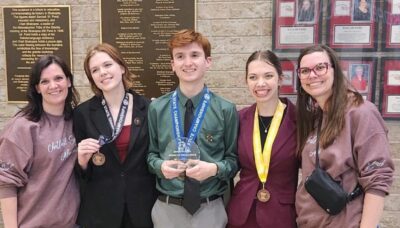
[198,129,224,157]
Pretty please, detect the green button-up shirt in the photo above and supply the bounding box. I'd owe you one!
[147,87,239,198]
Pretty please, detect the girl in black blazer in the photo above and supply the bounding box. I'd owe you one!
[73,43,157,228]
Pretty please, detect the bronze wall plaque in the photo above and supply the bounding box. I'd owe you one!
[3,6,72,103]
[100,0,196,99]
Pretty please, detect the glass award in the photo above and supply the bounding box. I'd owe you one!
[165,137,200,170]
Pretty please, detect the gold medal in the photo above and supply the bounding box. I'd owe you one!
[253,101,285,203]
[92,152,105,166]
[257,188,270,202]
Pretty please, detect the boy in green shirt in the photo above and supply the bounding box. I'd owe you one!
[147,29,239,228]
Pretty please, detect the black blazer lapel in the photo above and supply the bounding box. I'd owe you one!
[127,110,142,153]
[126,92,147,160]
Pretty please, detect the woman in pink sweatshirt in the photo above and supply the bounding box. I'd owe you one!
[295,44,394,228]
[0,55,80,228]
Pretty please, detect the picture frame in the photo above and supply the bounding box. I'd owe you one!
[272,0,322,52]
[326,0,378,51]
[280,58,298,94]
[380,58,400,119]
[382,0,400,51]
[296,0,317,24]
[339,57,377,101]
[351,0,373,22]
[349,63,370,93]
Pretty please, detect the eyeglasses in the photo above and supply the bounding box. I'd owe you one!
[297,62,331,79]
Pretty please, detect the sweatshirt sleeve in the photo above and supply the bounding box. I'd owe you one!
[0,119,34,199]
[350,102,394,195]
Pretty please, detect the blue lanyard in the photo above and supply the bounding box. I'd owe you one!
[170,87,211,146]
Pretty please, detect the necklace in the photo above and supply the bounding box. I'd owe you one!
[258,116,272,134]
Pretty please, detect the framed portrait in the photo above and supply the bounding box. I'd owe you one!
[382,0,400,51]
[349,64,370,93]
[339,57,377,101]
[351,0,372,22]
[296,0,316,23]
[380,58,400,119]
[326,0,379,51]
[272,0,322,52]
[280,58,297,94]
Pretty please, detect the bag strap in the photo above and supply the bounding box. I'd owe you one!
[314,116,323,168]
[348,112,364,201]
[314,114,363,202]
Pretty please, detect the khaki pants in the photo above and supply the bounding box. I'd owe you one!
[151,198,227,228]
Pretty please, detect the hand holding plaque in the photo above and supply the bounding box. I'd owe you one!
[165,137,200,172]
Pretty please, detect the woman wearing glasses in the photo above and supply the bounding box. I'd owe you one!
[227,50,298,228]
[295,45,394,228]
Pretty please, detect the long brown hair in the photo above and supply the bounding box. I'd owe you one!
[296,45,363,155]
[83,43,134,96]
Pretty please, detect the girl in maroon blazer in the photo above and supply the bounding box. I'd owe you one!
[227,50,299,228]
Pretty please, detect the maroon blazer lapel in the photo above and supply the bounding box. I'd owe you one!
[240,104,257,166]
[270,100,297,167]
[240,100,296,169]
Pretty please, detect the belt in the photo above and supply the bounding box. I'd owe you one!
[158,195,220,206]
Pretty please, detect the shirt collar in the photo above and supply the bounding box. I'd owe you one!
[176,85,206,109]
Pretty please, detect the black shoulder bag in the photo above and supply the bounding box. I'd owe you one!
[304,117,363,215]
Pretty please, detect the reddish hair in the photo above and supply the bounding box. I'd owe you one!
[168,29,211,58]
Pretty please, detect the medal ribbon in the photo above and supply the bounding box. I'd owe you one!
[100,92,129,146]
[170,87,210,147]
[253,100,286,184]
